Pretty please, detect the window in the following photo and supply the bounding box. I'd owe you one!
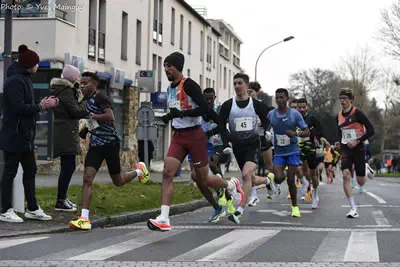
[153,0,158,43]
[136,20,142,65]
[158,0,163,45]
[219,64,222,88]
[98,0,106,63]
[213,41,216,68]
[212,80,215,89]
[171,8,175,45]
[179,15,184,50]
[187,69,191,78]
[152,54,157,90]
[88,0,96,59]
[200,31,204,61]
[188,21,192,54]
[199,74,203,88]
[229,70,231,91]
[223,67,227,89]
[121,11,128,60]
[158,56,162,91]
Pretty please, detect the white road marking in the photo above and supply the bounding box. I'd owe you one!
[312,232,350,262]
[0,236,49,250]
[372,210,391,226]
[356,225,392,228]
[342,204,400,208]
[67,229,186,260]
[260,221,301,225]
[170,229,280,262]
[365,191,387,204]
[344,231,379,262]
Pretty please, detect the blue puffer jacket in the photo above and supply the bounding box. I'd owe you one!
[0,62,41,152]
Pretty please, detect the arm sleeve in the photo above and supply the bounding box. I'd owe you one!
[59,90,89,119]
[218,100,232,147]
[6,79,40,115]
[356,110,375,142]
[95,92,113,111]
[254,100,270,131]
[296,111,308,130]
[181,79,208,117]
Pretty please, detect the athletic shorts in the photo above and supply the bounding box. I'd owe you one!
[167,127,208,168]
[188,143,214,163]
[340,145,365,176]
[324,162,333,169]
[233,141,259,171]
[260,136,273,152]
[85,143,121,175]
[274,152,302,167]
[301,152,320,169]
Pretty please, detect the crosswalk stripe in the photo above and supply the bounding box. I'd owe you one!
[344,231,379,262]
[170,229,280,262]
[373,210,391,226]
[67,229,187,261]
[311,232,350,262]
[0,236,49,250]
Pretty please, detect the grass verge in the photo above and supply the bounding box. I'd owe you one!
[376,172,400,177]
[36,181,203,220]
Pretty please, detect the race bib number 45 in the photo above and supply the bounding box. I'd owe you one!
[234,117,253,132]
[341,129,357,144]
[276,134,291,146]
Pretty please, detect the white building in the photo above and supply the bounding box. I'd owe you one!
[0,0,244,161]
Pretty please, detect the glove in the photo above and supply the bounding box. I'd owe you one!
[161,113,173,124]
[202,114,211,122]
[169,108,183,118]
[79,127,89,139]
[265,131,272,142]
[223,146,232,154]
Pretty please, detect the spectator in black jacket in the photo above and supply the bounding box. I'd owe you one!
[0,45,58,223]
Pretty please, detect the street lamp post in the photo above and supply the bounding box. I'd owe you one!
[254,36,295,81]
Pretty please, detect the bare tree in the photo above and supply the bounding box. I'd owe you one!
[289,68,341,113]
[336,46,380,94]
[380,0,400,59]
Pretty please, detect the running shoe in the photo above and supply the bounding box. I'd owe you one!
[227,198,236,215]
[228,210,242,224]
[306,190,312,203]
[312,195,320,209]
[69,217,91,230]
[55,199,77,212]
[147,215,171,231]
[267,173,280,196]
[291,206,301,217]
[227,177,244,208]
[248,196,260,207]
[358,186,366,194]
[208,205,226,223]
[346,209,359,218]
[136,162,150,184]
[300,179,309,199]
[217,188,227,207]
[296,179,301,188]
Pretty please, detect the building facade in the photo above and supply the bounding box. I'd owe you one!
[0,0,243,164]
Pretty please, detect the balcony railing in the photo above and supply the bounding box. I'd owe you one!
[88,27,96,59]
[0,8,72,23]
[98,31,106,63]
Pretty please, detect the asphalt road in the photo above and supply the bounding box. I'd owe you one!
[1,173,400,267]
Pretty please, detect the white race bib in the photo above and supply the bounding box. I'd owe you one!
[234,117,253,132]
[276,134,291,146]
[341,129,357,144]
[168,100,178,109]
[87,119,99,131]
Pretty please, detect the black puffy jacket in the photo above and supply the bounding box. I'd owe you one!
[0,62,41,152]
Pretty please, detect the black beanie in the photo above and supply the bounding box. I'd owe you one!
[164,52,184,72]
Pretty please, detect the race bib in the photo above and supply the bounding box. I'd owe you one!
[234,117,253,132]
[87,119,99,131]
[276,134,291,146]
[316,148,324,157]
[341,129,357,144]
[211,135,221,146]
[168,99,178,109]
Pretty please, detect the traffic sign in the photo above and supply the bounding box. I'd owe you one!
[137,70,155,93]
[137,105,155,124]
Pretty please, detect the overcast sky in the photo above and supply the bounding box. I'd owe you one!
[187,0,398,106]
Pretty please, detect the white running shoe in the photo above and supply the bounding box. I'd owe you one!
[300,179,309,199]
[0,208,24,223]
[248,196,260,207]
[301,196,306,201]
[24,207,52,221]
[346,209,359,218]
[227,177,244,208]
[312,196,320,209]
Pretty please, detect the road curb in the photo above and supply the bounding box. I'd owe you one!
[0,198,208,239]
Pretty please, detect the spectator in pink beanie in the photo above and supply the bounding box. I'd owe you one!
[50,64,89,211]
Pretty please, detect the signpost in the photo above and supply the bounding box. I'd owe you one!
[136,105,157,168]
